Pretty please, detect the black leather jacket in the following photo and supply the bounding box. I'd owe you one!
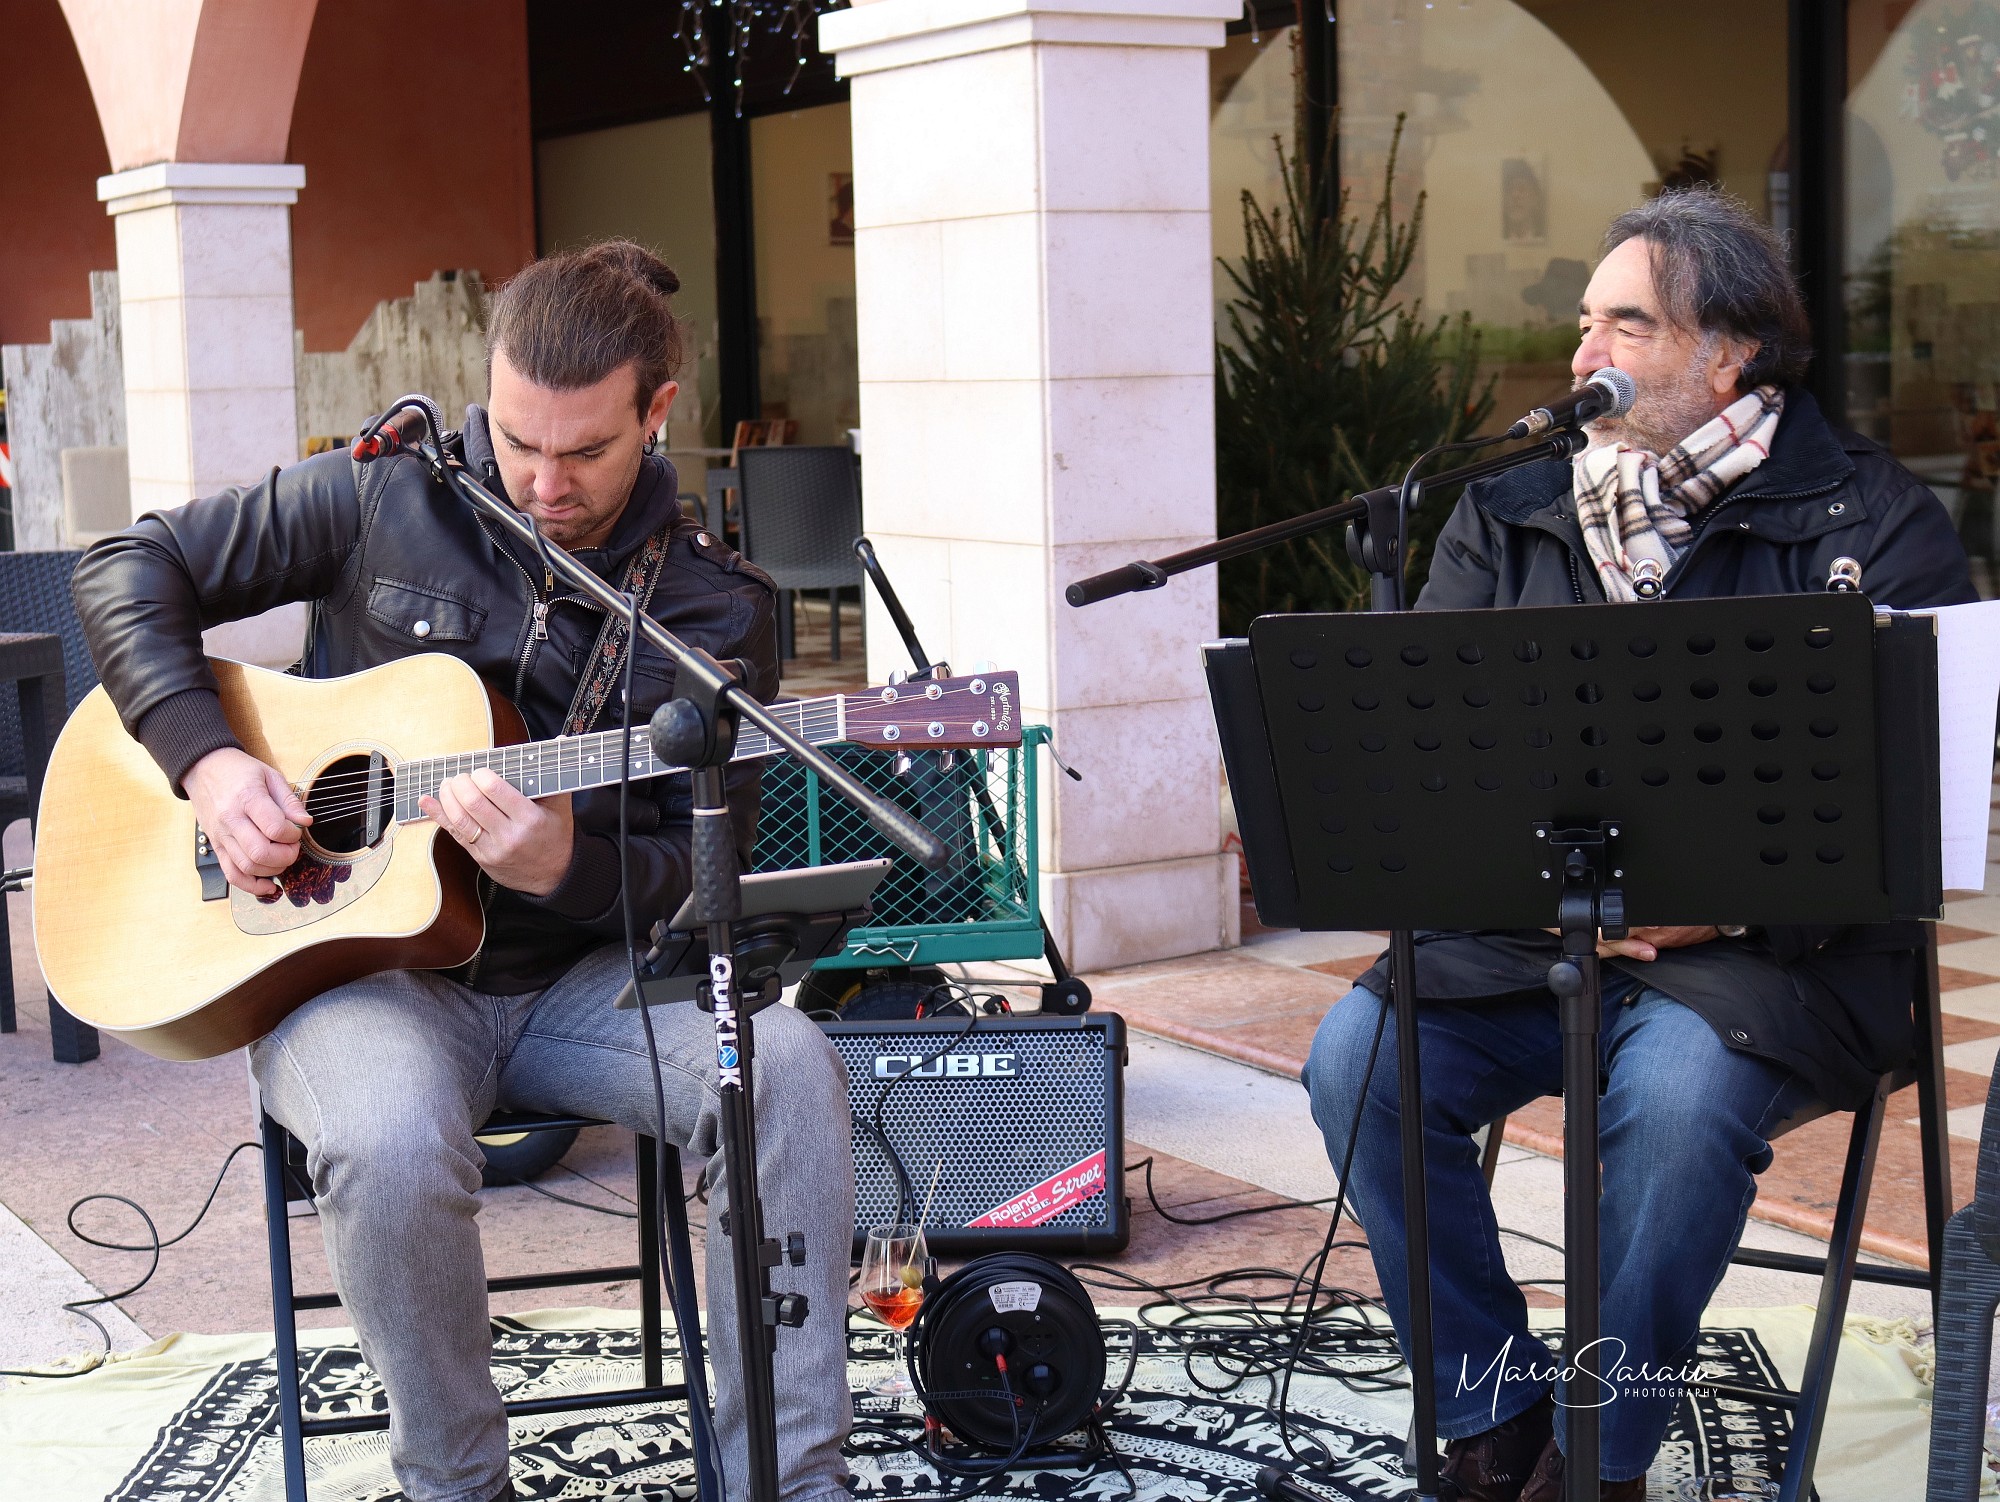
[72,407,779,995]
[1353,387,1975,1109]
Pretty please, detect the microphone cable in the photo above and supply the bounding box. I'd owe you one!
[1386,431,1515,608]
[1075,990,1400,1476]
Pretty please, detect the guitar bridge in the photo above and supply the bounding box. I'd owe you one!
[195,825,227,902]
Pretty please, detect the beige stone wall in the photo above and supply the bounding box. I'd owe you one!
[0,272,126,550]
[295,272,490,447]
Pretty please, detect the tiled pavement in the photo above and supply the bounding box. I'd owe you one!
[1094,887,2000,1269]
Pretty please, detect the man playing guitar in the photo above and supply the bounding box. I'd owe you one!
[71,241,856,1502]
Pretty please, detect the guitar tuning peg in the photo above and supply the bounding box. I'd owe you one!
[938,750,957,772]
[893,752,913,778]
[972,659,996,674]
[931,661,952,680]
[888,669,909,686]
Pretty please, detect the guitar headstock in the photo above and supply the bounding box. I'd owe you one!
[842,671,1023,750]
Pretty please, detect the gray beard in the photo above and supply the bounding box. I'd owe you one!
[1581,364,1728,458]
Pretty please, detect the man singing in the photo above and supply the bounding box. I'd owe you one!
[73,241,855,1502]
[1303,190,1972,1500]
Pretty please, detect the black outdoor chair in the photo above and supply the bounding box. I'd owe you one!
[0,549,99,1061]
[261,1108,720,1502]
[1926,1040,2000,1500]
[1482,931,1951,1502]
[735,446,864,662]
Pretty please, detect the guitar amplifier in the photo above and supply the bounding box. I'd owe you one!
[818,1013,1129,1254]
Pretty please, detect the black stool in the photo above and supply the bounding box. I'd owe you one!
[260,1108,719,1502]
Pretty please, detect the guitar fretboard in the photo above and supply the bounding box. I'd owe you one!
[389,695,847,820]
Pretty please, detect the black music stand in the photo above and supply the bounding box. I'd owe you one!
[1209,592,1942,1502]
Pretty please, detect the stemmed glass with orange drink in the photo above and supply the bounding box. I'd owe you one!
[858,1223,929,1397]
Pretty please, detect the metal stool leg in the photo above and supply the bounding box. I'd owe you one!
[1776,1080,1888,1502]
[0,893,14,1033]
[637,1135,664,1389]
[261,1111,310,1502]
[1914,935,1954,1324]
[661,1145,721,1502]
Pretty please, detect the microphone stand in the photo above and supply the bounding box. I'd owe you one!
[1070,426,1586,1502]
[359,400,948,1502]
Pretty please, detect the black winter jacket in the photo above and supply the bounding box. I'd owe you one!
[71,407,779,995]
[1352,388,1975,1108]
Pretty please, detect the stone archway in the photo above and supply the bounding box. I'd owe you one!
[54,0,320,658]
[57,0,317,170]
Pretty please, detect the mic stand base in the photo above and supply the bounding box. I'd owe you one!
[657,678,802,1502]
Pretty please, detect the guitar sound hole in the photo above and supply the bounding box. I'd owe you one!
[304,753,396,858]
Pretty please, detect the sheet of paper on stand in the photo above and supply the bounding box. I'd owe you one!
[1914,598,2000,893]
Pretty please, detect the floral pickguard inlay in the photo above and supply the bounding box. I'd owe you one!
[231,836,393,936]
[260,857,352,907]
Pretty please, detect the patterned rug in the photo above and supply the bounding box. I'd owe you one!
[0,1307,1946,1501]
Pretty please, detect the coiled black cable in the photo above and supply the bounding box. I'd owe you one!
[0,1140,263,1379]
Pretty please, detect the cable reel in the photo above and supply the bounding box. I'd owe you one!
[907,1253,1107,1459]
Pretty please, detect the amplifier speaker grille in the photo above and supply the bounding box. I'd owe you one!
[818,1014,1128,1254]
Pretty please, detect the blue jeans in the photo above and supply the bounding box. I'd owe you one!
[1302,972,1811,1483]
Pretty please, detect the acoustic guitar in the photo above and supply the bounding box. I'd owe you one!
[32,654,1020,1061]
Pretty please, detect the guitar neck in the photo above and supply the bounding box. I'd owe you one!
[390,695,844,820]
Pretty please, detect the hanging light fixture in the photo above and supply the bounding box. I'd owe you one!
[676,0,845,118]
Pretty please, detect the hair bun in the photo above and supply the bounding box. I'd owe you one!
[588,238,680,299]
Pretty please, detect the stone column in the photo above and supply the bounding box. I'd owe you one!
[98,162,308,665]
[821,0,1240,973]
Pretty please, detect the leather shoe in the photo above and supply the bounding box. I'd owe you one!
[1516,1436,1646,1501]
[1440,1392,1555,1502]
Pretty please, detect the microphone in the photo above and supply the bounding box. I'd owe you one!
[352,396,447,462]
[1504,367,1635,441]
[350,426,406,462]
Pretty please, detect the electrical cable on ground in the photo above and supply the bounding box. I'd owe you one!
[0,1139,264,1380]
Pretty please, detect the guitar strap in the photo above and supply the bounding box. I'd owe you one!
[562,519,679,736]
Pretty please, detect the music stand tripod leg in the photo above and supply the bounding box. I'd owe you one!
[1544,824,1624,1502]
[1389,929,1444,1502]
[1369,530,1447,1501]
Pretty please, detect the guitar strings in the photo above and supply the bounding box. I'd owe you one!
[286,706,997,824]
[291,735,1004,827]
[283,685,976,795]
[280,683,993,821]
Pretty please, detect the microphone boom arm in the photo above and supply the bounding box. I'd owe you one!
[1066,428,1587,609]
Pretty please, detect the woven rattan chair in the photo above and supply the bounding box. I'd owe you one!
[1926,1049,2000,1499]
[0,549,99,1060]
[735,446,863,662]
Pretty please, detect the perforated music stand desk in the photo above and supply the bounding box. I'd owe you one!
[1206,593,1941,1502]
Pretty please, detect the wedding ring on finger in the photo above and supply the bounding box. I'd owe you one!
[463,824,482,845]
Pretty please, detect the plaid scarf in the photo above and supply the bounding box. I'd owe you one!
[1571,384,1784,602]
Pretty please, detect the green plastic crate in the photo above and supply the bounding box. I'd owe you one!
[751,725,1047,968]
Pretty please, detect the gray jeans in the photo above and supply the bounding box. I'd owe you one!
[249,943,855,1502]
